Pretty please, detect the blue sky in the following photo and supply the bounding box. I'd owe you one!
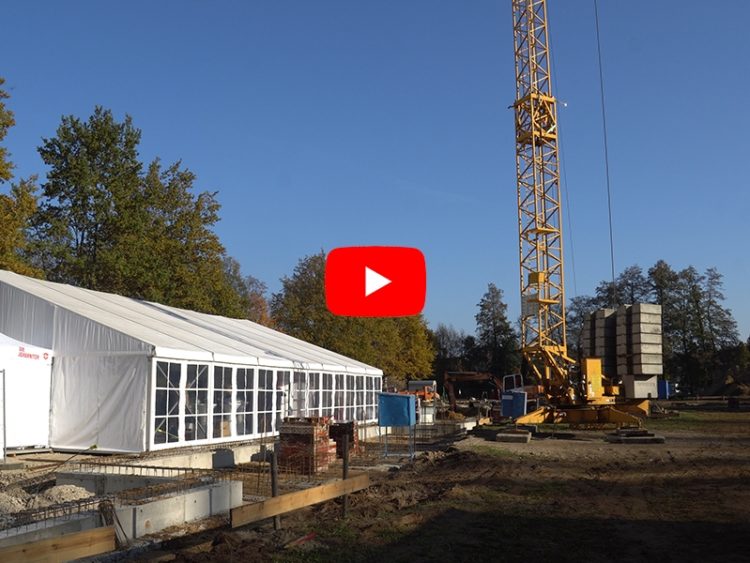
[2,1,749,339]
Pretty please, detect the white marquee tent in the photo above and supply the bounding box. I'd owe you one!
[0,333,53,454]
[0,270,383,453]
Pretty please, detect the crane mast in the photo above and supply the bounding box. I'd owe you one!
[512,0,574,399]
[509,1,648,426]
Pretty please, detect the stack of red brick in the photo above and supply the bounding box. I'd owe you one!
[277,417,337,474]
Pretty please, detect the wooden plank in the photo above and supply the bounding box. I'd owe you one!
[0,526,115,563]
[231,473,370,528]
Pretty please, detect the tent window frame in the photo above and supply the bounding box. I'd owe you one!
[184,364,209,441]
[235,367,255,437]
[154,361,181,445]
[257,369,275,434]
[213,365,233,438]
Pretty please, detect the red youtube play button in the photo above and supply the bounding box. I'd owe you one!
[325,246,426,317]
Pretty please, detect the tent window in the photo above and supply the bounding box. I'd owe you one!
[185,364,209,441]
[155,361,180,444]
[276,370,290,427]
[355,376,365,421]
[236,368,255,436]
[213,366,233,438]
[258,369,274,434]
[291,372,306,417]
[365,377,376,419]
[308,372,320,416]
[334,374,345,421]
[322,373,333,416]
[345,375,355,420]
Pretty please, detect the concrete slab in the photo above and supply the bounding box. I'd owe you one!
[617,343,662,355]
[631,353,663,365]
[632,323,662,335]
[631,333,662,345]
[632,364,663,376]
[496,431,531,444]
[631,303,662,314]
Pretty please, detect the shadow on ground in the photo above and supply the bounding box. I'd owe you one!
[343,507,750,563]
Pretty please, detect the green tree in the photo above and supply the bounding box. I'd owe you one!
[432,323,469,377]
[33,106,143,287]
[648,259,680,363]
[0,77,14,183]
[0,177,42,277]
[0,77,43,277]
[128,159,246,316]
[474,283,519,375]
[702,267,738,350]
[224,256,273,326]
[270,252,434,386]
[32,107,249,317]
[594,265,651,308]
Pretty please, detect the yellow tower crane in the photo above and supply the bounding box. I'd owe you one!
[511,0,645,426]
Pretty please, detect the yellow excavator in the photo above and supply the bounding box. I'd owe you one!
[510,0,647,427]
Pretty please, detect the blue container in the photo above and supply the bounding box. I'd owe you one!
[657,379,670,400]
[511,391,528,418]
[378,393,416,427]
[501,394,514,417]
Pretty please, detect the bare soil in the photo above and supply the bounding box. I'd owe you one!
[128,408,750,563]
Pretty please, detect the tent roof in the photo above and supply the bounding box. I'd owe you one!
[0,270,383,375]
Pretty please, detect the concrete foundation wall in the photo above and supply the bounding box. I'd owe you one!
[0,514,100,549]
[115,480,243,541]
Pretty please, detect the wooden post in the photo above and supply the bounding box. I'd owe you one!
[342,433,349,518]
[271,449,281,530]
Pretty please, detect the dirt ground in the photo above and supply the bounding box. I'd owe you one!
[125,407,750,563]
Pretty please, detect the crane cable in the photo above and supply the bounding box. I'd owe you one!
[593,0,617,307]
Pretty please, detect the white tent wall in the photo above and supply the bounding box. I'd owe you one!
[48,304,152,452]
[51,354,149,452]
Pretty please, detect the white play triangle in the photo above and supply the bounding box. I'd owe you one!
[365,266,391,297]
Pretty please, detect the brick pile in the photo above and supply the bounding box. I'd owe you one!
[277,417,337,475]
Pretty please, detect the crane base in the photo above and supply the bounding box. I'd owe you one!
[515,404,642,428]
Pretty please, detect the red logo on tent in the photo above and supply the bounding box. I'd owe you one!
[43,353,49,360]
[325,246,426,317]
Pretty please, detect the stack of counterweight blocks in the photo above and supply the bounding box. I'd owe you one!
[581,308,617,379]
[582,303,662,399]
